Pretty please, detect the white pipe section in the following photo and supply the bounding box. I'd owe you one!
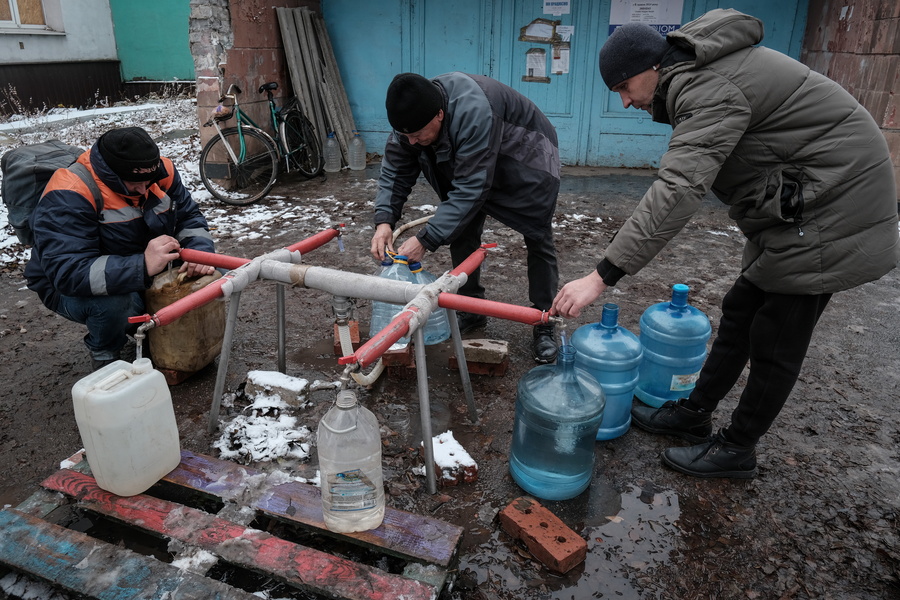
[259,261,468,305]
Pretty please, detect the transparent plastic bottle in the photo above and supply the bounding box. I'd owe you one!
[571,303,643,440]
[318,389,385,532]
[635,284,711,408]
[348,130,366,171]
[409,260,451,345]
[324,131,341,173]
[369,255,416,349]
[509,346,605,501]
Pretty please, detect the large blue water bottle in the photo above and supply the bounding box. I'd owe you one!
[571,303,643,440]
[409,261,451,344]
[509,346,605,501]
[369,255,417,349]
[635,284,711,408]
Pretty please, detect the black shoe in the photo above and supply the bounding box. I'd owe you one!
[91,357,117,371]
[457,311,488,334]
[531,324,558,364]
[631,399,713,443]
[661,432,757,478]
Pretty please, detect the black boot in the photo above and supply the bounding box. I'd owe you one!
[531,324,558,363]
[631,399,713,443]
[661,431,757,478]
[457,311,487,334]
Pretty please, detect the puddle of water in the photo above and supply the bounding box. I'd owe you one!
[456,483,680,599]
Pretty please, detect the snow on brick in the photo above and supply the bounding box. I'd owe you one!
[425,431,478,486]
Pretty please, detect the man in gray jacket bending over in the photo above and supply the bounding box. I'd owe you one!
[370,72,561,363]
[552,9,899,477]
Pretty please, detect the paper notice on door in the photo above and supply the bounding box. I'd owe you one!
[523,48,550,83]
[552,44,569,74]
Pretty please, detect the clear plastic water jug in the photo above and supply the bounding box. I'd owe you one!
[348,130,366,171]
[72,358,181,496]
[571,303,643,440]
[324,131,341,173]
[509,346,605,501]
[409,260,451,345]
[635,284,711,408]
[369,255,417,349]
[318,389,385,532]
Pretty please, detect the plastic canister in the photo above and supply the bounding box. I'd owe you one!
[509,346,605,501]
[369,255,417,349]
[145,270,225,375]
[635,284,711,408]
[72,358,181,496]
[324,131,341,172]
[348,130,366,171]
[571,303,643,440]
[317,389,385,532]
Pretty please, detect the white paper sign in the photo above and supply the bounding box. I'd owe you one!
[609,0,683,34]
[544,0,571,16]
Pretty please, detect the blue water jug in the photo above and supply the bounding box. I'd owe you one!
[509,346,605,501]
[635,284,711,408]
[571,303,643,440]
[369,255,417,349]
[409,261,451,345]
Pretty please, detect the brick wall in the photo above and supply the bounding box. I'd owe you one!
[801,0,900,198]
[188,0,320,146]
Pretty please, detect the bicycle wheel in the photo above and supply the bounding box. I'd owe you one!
[199,126,279,205]
[280,111,324,178]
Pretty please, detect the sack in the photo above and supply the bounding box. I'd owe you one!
[0,140,97,245]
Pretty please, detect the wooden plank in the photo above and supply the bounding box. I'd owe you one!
[166,450,464,567]
[39,469,436,600]
[0,508,257,600]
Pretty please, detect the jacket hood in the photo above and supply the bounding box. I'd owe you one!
[666,8,764,69]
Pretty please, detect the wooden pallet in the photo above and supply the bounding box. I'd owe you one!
[0,450,464,600]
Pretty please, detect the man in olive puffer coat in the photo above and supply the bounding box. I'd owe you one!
[552,9,899,478]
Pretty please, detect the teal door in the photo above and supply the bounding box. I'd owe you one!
[322,0,807,167]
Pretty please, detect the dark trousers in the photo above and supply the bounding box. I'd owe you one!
[449,212,559,311]
[686,275,832,447]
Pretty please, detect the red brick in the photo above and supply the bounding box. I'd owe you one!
[499,497,587,574]
[381,343,414,367]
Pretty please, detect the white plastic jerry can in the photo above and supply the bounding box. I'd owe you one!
[72,358,181,496]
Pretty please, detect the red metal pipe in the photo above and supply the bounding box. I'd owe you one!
[179,248,250,270]
[338,307,418,368]
[438,293,550,326]
[448,243,496,277]
[286,225,344,254]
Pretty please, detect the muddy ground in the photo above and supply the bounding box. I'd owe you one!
[0,165,898,599]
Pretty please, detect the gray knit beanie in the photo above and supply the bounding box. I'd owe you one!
[599,23,670,89]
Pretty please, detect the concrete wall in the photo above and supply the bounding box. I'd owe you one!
[801,0,900,196]
[0,0,116,62]
[189,0,320,146]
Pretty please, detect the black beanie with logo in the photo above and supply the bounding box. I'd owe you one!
[97,127,162,181]
[385,73,443,134]
[599,23,670,89]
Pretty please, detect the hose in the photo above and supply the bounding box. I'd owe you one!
[391,215,433,244]
[339,323,385,385]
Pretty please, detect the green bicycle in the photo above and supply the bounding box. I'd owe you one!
[199,82,324,205]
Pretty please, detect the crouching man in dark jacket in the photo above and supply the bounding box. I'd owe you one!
[552,10,899,477]
[370,72,561,363]
[26,127,216,371]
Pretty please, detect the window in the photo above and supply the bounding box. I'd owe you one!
[1,0,47,28]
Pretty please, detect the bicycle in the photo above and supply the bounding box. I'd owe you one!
[199,81,324,205]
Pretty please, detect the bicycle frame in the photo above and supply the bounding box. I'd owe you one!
[208,85,277,169]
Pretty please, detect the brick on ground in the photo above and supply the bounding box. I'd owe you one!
[499,496,587,574]
[425,431,478,486]
[448,339,509,376]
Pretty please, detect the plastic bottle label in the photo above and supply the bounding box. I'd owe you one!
[327,469,378,511]
[670,372,700,391]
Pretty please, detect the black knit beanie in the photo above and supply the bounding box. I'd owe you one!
[97,127,161,181]
[599,23,670,89]
[385,73,443,134]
